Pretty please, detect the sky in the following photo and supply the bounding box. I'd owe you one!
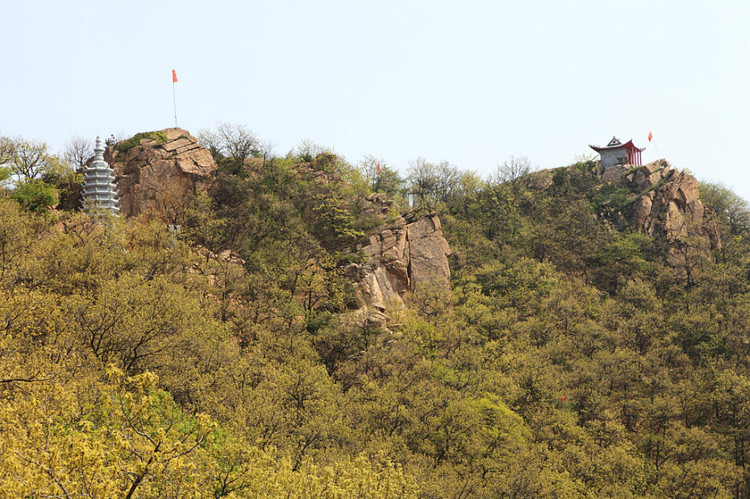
[2,0,749,201]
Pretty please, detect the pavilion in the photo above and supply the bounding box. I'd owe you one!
[590,137,644,168]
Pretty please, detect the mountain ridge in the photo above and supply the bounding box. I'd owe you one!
[2,127,749,497]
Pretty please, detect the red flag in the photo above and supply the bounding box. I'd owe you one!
[561,395,567,402]
[648,131,653,142]
[377,162,381,173]
[172,69,178,83]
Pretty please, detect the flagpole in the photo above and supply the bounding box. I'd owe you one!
[652,138,661,161]
[172,80,177,127]
[648,131,661,161]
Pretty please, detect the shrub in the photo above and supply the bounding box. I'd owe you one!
[11,180,57,213]
[116,131,167,152]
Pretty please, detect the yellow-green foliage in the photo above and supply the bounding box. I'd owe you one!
[0,367,417,498]
[2,149,750,498]
[0,196,418,497]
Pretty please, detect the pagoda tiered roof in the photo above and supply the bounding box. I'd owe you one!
[82,136,120,216]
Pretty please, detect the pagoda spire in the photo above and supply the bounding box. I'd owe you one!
[82,136,120,217]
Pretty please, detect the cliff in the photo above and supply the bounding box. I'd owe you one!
[96,129,453,328]
[605,160,720,248]
[104,128,217,218]
[347,204,452,310]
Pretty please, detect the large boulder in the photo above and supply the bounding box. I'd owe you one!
[105,128,216,217]
[352,210,452,309]
[633,161,668,191]
[631,194,653,230]
[407,215,452,293]
[624,161,710,243]
[601,164,630,185]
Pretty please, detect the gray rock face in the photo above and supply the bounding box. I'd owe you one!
[353,212,452,309]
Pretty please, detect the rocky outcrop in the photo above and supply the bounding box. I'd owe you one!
[619,160,713,244]
[602,164,631,184]
[346,203,452,312]
[406,215,453,292]
[104,128,216,217]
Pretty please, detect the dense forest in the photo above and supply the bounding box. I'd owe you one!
[1,129,750,498]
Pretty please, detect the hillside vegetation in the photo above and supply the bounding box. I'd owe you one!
[1,133,750,498]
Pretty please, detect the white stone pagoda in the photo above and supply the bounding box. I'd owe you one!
[82,136,120,216]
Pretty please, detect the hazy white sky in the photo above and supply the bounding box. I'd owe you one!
[2,0,748,200]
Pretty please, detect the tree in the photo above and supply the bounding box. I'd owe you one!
[0,136,64,180]
[663,215,712,288]
[294,139,326,162]
[490,155,534,186]
[0,166,10,185]
[357,154,404,198]
[700,181,750,236]
[257,140,274,167]
[0,136,13,167]
[105,132,126,147]
[11,180,57,213]
[406,158,463,209]
[198,124,259,171]
[63,135,94,169]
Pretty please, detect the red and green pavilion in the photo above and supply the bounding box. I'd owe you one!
[589,137,644,168]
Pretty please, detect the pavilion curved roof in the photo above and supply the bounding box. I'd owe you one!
[589,136,644,153]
